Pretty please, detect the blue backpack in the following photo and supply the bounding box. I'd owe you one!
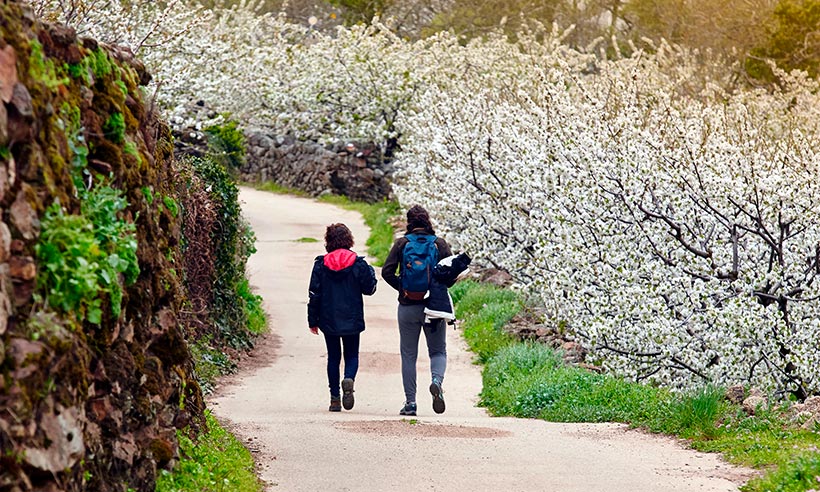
[401,234,438,301]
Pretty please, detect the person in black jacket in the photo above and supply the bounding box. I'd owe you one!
[308,223,377,412]
[382,205,452,416]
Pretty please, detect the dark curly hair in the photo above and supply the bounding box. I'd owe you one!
[325,223,354,252]
[406,205,435,234]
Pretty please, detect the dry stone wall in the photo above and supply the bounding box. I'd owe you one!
[0,3,203,491]
[241,132,393,203]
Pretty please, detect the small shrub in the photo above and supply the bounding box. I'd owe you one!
[36,207,105,323]
[205,120,245,170]
[236,278,266,336]
[36,185,138,323]
[192,157,254,349]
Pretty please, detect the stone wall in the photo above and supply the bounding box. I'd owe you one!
[0,3,202,491]
[240,132,393,203]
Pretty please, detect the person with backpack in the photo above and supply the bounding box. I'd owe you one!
[382,205,453,416]
[308,223,378,412]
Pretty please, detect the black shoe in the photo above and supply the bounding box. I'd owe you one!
[399,401,417,416]
[341,378,355,410]
[329,397,341,412]
[430,380,445,414]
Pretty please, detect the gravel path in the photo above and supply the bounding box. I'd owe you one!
[209,187,754,492]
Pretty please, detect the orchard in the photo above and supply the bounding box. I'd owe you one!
[33,0,820,397]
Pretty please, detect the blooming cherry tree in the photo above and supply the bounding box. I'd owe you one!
[31,0,820,395]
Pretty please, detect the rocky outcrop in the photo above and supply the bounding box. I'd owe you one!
[0,3,203,491]
[241,132,393,203]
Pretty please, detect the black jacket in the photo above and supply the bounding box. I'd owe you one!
[308,249,377,336]
[424,253,472,321]
[382,228,452,305]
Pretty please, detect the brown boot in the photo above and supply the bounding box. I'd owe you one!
[341,378,355,410]
[329,397,342,412]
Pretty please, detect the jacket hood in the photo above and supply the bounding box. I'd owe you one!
[324,249,357,271]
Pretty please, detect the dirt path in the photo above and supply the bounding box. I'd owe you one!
[209,187,753,492]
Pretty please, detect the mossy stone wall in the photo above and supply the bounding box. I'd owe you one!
[0,2,204,491]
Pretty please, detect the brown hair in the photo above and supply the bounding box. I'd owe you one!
[406,205,434,234]
[325,223,354,252]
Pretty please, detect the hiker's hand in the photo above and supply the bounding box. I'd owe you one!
[309,327,319,335]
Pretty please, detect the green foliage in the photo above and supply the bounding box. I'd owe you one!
[449,280,518,362]
[90,48,113,78]
[747,0,820,81]
[28,39,69,90]
[60,103,90,194]
[0,145,9,160]
[480,341,668,421]
[35,208,103,324]
[155,412,263,492]
[142,186,155,205]
[664,385,726,440]
[295,237,319,243]
[453,279,820,491]
[326,0,392,25]
[66,58,91,85]
[115,80,128,96]
[80,185,140,285]
[236,278,266,336]
[104,112,126,144]
[205,120,246,171]
[193,157,256,348]
[36,186,138,324]
[163,195,180,218]
[124,140,142,164]
[188,338,236,394]
[743,453,820,492]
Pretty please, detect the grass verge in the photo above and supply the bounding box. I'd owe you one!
[452,279,820,492]
[156,412,264,492]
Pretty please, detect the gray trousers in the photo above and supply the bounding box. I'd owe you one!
[398,303,447,403]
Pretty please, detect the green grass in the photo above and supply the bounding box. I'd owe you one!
[452,279,820,492]
[155,412,263,492]
[744,453,820,492]
[295,237,319,243]
[450,280,519,363]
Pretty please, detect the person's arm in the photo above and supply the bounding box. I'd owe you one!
[436,237,453,259]
[358,258,378,296]
[307,257,322,334]
[381,239,404,292]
